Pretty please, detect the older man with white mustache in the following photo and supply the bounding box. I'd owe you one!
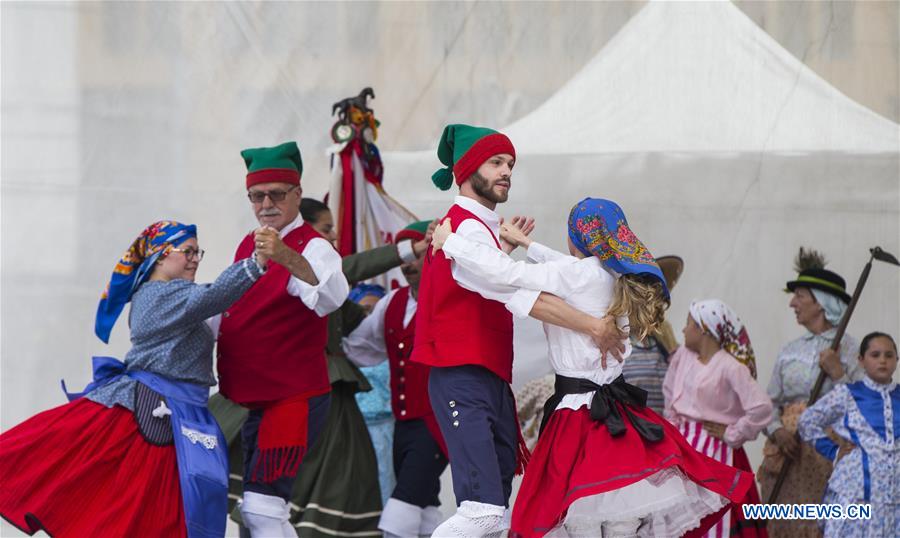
[215,141,349,537]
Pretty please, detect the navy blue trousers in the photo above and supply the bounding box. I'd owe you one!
[241,392,331,500]
[428,365,518,507]
[392,418,449,508]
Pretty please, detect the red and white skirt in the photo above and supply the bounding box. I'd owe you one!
[677,420,767,538]
[0,398,187,537]
[510,405,754,538]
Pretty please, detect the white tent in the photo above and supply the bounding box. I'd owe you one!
[382,0,900,413]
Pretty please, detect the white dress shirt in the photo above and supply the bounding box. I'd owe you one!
[447,196,541,311]
[341,288,417,367]
[279,214,349,317]
[441,236,632,412]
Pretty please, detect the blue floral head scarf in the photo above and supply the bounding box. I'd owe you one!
[95,221,197,343]
[567,198,669,299]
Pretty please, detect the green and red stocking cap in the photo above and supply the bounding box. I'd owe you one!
[431,124,515,190]
[394,220,433,244]
[241,141,303,189]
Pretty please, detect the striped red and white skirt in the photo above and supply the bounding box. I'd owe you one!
[678,419,768,538]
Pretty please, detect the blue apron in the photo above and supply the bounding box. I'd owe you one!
[63,356,228,538]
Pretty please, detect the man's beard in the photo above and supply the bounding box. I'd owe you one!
[470,171,509,204]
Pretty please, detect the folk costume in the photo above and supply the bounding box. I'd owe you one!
[439,198,755,538]
[412,124,536,537]
[343,221,449,538]
[0,221,264,538]
[663,300,773,538]
[215,142,349,537]
[758,260,862,538]
[799,375,900,538]
[210,242,407,537]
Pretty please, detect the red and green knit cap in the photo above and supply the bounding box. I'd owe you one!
[241,141,303,189]
[394,220,432,244]
[431,124,516,191]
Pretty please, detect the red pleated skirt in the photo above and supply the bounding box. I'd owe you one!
[0,398,187,537]
[510,405,754,538]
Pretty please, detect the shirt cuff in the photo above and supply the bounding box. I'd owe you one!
[723,425,746,448]
[507,288,540,319]
[397,240,416,264]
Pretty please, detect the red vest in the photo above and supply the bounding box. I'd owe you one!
[217,224,330,405]
[411,204,515,382]
[384,287,432,421]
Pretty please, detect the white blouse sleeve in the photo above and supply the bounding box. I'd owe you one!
[341,291,393,367]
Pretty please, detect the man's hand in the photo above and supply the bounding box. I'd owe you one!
[589,315,627,368]
[499,216,535,254]
[254,227,291,265]
[772,427,801,460]
[819,348,845,381]
[703,421,728,440]
[412,219,440,258]
[431,218,452,254]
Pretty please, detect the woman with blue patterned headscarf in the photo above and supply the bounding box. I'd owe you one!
[0,220,268,538]
[432,198,753,538]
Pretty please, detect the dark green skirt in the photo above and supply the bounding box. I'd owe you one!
[209,355,382,537]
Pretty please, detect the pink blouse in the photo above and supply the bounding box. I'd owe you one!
[663,346,773,448]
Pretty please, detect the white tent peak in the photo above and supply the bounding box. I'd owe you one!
[500,0,899,154]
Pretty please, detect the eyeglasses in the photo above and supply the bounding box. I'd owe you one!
[169,247,205,261]
[247,186,298,204]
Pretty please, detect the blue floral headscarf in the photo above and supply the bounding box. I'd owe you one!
[567,198,669,299]
[95,220,197,343]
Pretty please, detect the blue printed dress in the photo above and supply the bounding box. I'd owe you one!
[799,376,900,538]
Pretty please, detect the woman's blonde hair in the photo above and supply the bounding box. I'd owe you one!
[607,274,669,341]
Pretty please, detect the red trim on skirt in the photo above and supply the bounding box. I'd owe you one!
[685,447,768,538]
[510,405,754,538]
[0,398,187,537]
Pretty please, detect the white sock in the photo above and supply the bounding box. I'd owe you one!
[419,505,444,536]
[430,501,505,538]
[379,497,424,537]
[241,492,291,538]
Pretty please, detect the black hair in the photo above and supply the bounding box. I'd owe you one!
[300,198,330,224]
[859,331,897,356]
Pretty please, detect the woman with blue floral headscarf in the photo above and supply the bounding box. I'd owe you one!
[0,220,267,538]
[431,198,754,538]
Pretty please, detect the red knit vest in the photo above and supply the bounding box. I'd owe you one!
[217,224,330,405]
[384,286,432,421]
[411,204,515,382]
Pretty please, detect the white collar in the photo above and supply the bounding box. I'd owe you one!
[803,327,837,341]
[275,213,306,239]
[454,195,500,229]
[862,375,898,393]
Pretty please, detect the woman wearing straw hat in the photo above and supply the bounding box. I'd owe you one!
[758,248,864,538]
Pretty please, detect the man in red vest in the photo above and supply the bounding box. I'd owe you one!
[342,220,448,538]
[216,141,350,537]
[411,124,626,536]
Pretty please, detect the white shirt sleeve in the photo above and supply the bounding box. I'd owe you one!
[445,220,540,314]
[526,241,571,263]
[443,234,595,300]
[285,237,350,317]
[341,291,393,367]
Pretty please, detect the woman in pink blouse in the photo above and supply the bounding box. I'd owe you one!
[664,299,773,538]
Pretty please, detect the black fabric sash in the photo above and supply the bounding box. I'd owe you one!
[539,374,664,442]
